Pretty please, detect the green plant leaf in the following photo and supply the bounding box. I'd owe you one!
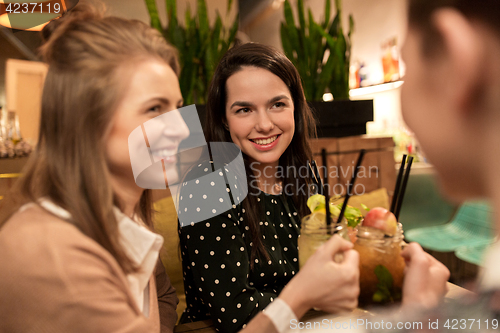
[197,0,209,42]
[184,3,192,31]
[317,55,335,100]
[361,203,369,211]
[337,26,347,60]
[203,35,215,85]
[317,24,335,51]
[283,0,296,30]
[283,1,300,57]
[218,17,237,63]
[179,48,196,104]
[144,0,239,104]
[166,0,177,28]
[165,0,179,46]
[280,23,294,62]
[348,13,355,39]
[280,0,352,101]
[308,9,318,59]
[346,14,354,68]
[297,0,306,38]
[308,10,321,97]
[227,13,239,47]
[330,31,349,99]
[219,13,238,63]
[297,0,310,70]
[198,34,212,97]
[145,0,162,32]
[334,0,342,25]
[172,25,185,52]
[323,0,331,30]
[283,0,306,68]
[212,13,223,54]
[329,11,340,37]
[315,24,338,98]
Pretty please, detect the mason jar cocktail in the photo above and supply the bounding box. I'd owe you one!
[354,222,405,305]
[298,212,349,268]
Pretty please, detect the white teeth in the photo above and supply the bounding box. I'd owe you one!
[253,135,278,145]
[152,149,175,157]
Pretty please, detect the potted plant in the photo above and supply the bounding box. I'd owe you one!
[144,0,239,106]
[280,0,373,137]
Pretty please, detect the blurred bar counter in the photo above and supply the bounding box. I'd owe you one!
[0,156,28,200]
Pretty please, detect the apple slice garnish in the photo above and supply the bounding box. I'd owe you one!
[362,207,398,236]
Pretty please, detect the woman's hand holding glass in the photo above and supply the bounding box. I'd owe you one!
[279,235,360,319]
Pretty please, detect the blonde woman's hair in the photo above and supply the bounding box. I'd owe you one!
[0,1,179,273]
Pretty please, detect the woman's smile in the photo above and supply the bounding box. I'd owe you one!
[151,148,178,163]
[249,134,281,151]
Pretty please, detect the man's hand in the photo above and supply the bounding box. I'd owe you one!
[401,242,450,309]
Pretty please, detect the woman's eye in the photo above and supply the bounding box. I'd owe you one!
[147,105,162,113]
[235,108,251,114]
[272,102,286,108]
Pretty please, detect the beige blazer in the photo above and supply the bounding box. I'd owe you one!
[0,204,167,333]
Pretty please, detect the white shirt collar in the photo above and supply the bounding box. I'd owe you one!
[37,199,164,313]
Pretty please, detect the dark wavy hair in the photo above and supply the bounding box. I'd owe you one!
[204,43,317,265]
[408,0,500,56]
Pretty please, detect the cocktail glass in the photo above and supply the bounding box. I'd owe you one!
[353,222,406,305]
[298,212,349,268]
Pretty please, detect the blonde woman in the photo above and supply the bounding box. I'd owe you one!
[0,3,188,332]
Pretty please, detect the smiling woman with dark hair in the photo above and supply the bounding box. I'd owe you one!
[177,43,360,333]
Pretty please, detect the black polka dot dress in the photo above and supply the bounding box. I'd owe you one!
[178,162,301,333]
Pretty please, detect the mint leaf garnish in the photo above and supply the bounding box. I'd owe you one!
[373,265,394,303]
[336,204,363,228]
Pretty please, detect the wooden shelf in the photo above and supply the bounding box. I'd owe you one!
[0,156,28,174]
[349,80,404,97]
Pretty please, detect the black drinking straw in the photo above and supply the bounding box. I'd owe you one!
[390,154,408,214]
[308,161,321,195]
[311,160,324,195]
[337,149,366,226]
[321,149,331,233]
[394,156,414,221]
